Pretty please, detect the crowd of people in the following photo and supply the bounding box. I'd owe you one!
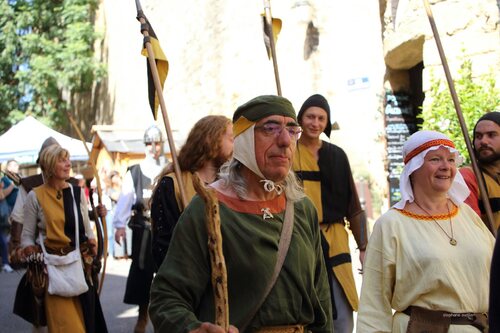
[2,95,499,333]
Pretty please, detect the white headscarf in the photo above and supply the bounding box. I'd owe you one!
[393,130,470,209]
[233,125,284,194]
[233,124,265,179]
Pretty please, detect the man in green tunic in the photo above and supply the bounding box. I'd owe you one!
[149,95,333,333]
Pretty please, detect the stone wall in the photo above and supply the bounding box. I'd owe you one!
[381,0,500,88]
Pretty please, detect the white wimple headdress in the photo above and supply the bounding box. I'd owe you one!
[393,130,470,209]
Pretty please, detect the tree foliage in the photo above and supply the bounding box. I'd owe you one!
[0,0,105,133]
[420,59,500,164]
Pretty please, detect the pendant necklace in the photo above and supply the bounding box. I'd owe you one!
[261,207,274,220]
[56,190,62,200]
[414,200,457,246]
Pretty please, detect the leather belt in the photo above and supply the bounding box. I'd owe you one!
[403,306,488,326]
[255,325,305,333]
[46,242,91,255]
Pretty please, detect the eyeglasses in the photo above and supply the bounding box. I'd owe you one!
[255,123,303,140]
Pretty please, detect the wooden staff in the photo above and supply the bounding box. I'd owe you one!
[65,111,109,294]
[135,0,188,208]
[192,173,229,330]
[422,0,496,236]
[263,0,282,96]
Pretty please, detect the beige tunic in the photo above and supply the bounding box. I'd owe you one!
[357,203,494,332]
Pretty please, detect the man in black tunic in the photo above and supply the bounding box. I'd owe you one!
[114,125,166,333]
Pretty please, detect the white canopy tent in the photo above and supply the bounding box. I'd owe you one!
[0,116,91,164]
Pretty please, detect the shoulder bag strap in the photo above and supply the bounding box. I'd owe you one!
[240,198,295,331]
[69,185,80,249]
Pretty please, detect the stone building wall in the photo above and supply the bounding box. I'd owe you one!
[381,0,500,90]
[93,0,388,214]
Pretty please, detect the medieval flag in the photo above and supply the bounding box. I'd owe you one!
[139,14,168,120]
[262,14,282,59]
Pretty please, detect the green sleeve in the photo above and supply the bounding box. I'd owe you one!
[149,196,211,332]
[303,197,334,333]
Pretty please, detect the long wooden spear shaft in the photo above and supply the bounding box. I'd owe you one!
[135,0,188,208]
[422,0,496,236]
[263,0,282,96]
[65,111,109,294]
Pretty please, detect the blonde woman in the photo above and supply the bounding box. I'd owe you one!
[21,144,107,333]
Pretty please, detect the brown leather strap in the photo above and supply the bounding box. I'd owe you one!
[19,174,44,193]
[255,325,304,333]
[403,306,488,332]
[9,220,22,249]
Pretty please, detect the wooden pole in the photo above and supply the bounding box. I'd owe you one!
[135,0,189,208]
[422,0,496,236]
[263,0,282,96]
[66,111,109,294]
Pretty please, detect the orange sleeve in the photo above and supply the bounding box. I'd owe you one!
[459,167,481,215]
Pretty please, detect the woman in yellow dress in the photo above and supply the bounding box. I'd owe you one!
[21,144,107,333]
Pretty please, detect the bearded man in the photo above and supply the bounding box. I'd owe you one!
[150,115,233,269]
[460,111,500,232]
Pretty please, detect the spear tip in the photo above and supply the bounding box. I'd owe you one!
[135,0,143,13]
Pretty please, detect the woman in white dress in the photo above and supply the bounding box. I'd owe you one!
[357,130,494,333]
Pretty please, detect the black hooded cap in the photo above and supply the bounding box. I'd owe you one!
[472,111,500,154]
[474,111,500,131]
[297,94,332,137]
